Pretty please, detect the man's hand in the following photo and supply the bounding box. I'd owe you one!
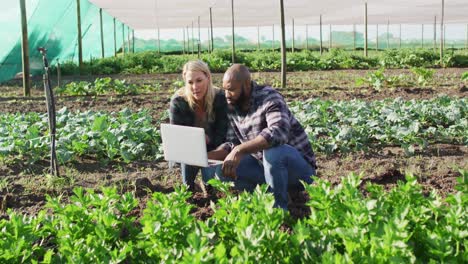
[222,146,244,179]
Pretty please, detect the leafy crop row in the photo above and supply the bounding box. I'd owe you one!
[1,96,466,165]
[49,49,468,76]
[1,172,466,262]
[55,77,162,96]
[0,108,163,164]
[290,96,467,154]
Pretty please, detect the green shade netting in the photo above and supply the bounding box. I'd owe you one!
[0,0,127,83]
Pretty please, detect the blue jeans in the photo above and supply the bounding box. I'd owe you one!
[219,144,316,210]
[181,163,221,188]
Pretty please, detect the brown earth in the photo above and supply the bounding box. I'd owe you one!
[0,68,467,220]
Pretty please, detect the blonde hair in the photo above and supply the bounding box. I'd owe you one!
[177,60,218,121]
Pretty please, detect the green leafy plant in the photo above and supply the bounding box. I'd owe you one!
[411,67,435,86]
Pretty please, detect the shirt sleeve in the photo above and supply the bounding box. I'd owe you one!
[212,91,229,148]
[169,96,192,126]
[218,120,240,153]
[258,93,291,146]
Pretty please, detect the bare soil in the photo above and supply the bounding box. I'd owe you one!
[0,68,467,220]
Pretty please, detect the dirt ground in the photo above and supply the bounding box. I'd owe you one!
[0,68,467,220]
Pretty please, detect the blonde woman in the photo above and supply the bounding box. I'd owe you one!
[169,60,228,191]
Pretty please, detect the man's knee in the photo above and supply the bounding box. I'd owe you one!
[264,144,288,162]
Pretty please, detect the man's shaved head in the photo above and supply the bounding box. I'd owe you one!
[223,64,251,83]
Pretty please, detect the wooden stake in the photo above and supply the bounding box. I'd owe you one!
[19,0,30,96]
[279,0,286,88]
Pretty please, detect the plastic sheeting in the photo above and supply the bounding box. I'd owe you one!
[89,0,468,29]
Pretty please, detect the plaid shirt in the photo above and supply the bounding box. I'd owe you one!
[169,89,229,151]
[220,82,316,168]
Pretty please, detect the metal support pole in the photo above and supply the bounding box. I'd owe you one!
[306,24,309,50]
[292,19,295,52]
[376,24,379,50]
[231,0,235,63]
[440,0,444,66]
[320,15,323,55]
[210,7,214,51]
[272,24,275,50]
[208,28,211,52]
[465,24,467,50]
[399,24,402,49]
[158,27,161,54]
[433,16,437,51]
[76,0,83,73]
[257,25,260,50]
[127,26,130,53]
[19,0,30,96]
[353,24,356,50]
[192,22,195,54]
[99,8,104,58]
[57,59,61,88]
[364,3,368,57]
[198,16,201,57]
[279,0,286,88]
[183,28,186,54]
[122,24,125,55]
[113,18,116,56]
[387,20,390,49]
[421,24,424,49]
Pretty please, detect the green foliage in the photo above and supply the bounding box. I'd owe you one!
[56,77,159,96]
[411,67,435,86]
[462,72,468,82]
[290,96,467,154]
[49,49,468,76]
[0,108,163,164]
[355,68,409,90]
[0,172,466,262]
[1,97,466,165]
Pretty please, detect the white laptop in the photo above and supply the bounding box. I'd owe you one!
[160,123,224,167]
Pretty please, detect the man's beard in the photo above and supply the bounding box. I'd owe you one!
[228,84,248,111]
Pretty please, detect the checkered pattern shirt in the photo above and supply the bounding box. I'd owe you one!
[220,82,316,168]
